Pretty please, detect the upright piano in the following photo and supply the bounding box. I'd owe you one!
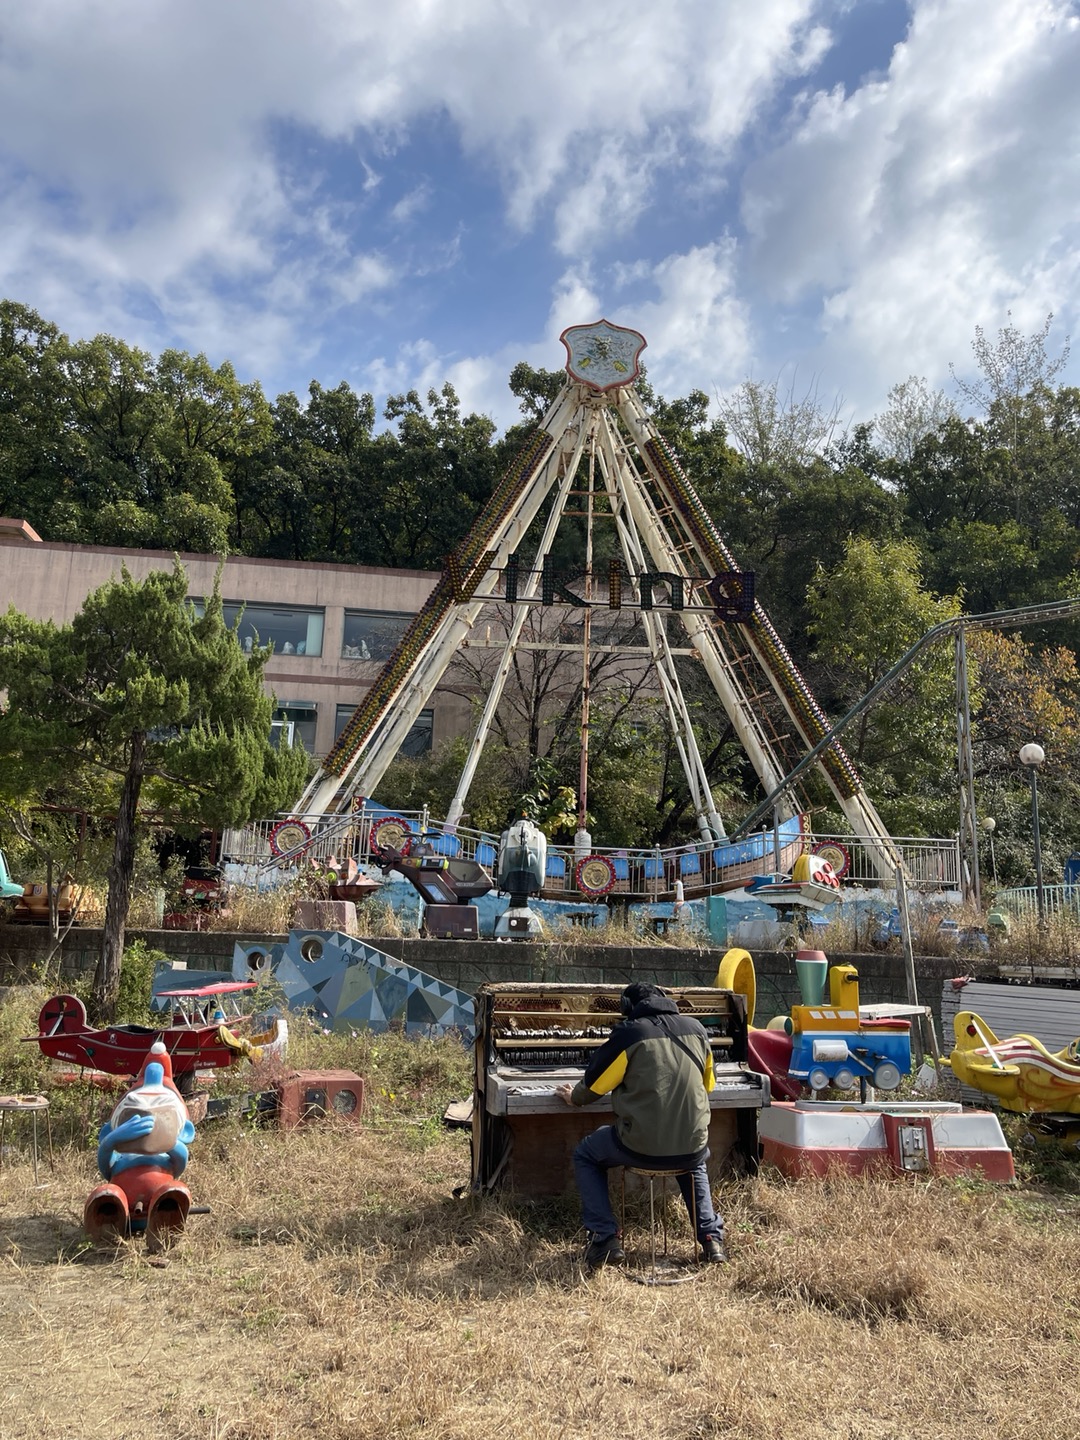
[471,982,769,1196]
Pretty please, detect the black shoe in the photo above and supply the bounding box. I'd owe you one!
[701,1237,726,1264]
[584,1233,626,1269]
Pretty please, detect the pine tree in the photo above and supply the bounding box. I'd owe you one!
[0,561,308,1018]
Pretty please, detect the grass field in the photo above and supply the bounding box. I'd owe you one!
[1,990,1078,1440]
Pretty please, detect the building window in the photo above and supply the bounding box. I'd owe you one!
[341,610,413,660]
[194,601,324,656]
[274,702,318,752]
[335,704,433,757]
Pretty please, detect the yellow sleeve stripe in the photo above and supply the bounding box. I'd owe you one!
[586,1049,628,1097]
[703,1049,716,1093]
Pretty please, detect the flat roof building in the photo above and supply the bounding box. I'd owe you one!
[0,527,472,759]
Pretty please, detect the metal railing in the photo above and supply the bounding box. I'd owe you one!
[812,832,961,891]
[221,810,962,902]
[994,884,1080,920]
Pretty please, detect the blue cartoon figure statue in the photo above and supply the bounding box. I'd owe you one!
[84,1040,197,1250]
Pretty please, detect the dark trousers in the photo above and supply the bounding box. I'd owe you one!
[572,1124,723,1243]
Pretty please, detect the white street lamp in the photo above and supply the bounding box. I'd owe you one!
[981,815,998,888]
[1018,743,1046,925]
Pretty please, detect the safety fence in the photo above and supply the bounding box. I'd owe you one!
[221,811,960,903]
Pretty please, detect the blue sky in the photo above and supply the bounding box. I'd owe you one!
[1,0,1078,436]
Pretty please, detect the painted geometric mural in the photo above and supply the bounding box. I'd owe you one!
[231,930,475,1039]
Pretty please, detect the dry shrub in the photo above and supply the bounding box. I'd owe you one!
[211,881,300,934]
[354,897,415,939]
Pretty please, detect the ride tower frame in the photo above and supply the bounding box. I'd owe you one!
[295,320,902,880]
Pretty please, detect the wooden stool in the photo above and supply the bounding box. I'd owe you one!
[0,1094,54,1185]
[619,1166,702,1286]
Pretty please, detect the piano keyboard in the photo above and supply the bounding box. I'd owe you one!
[486,1064,767,1116]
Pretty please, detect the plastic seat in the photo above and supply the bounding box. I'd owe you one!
[475,842,496,867]
[679,852,702,877]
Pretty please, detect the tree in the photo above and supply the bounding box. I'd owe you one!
[966,629,1080,883]
[714,375,843,470]
[951,311,1070,427]
[0,562,308,1019]
[364,384,500,568]
[875,376,956,464]
[234,380,377,561]
[51,339,270,553]
[807,537,963,834]
[0,300,80,531]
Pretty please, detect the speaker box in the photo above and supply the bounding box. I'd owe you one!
[275,1069,365,1129]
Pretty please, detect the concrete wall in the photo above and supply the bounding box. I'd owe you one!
[0,924,1000,1032]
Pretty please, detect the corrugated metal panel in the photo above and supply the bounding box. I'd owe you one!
[941,980,1080,1052]
[941,979,1080,1106]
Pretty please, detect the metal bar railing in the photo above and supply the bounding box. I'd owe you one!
[222,810,961,903]
[995,884,1080,919]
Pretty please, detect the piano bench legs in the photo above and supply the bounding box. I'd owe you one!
[619,1167,703,1287]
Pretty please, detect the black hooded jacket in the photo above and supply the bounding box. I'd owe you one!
[569,992,715,1162]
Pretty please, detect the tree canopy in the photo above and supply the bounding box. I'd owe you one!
[0,562,308,1016]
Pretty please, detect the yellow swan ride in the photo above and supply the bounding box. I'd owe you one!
[949,1011,1080,1115]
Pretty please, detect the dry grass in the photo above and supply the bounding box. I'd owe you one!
[1,986,1078,1440]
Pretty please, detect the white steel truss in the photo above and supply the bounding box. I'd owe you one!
[295,322,903,881]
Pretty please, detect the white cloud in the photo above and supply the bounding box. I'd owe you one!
[0,0,824,377]
[390,184,432,226]
[621,240,753,396]
[739,0,1080,415]
[357,244,750,431]
[3,0,1079,426]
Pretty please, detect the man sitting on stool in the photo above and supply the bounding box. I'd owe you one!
[558,981,726,1270]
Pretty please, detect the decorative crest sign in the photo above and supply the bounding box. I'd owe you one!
[560,319,646,392]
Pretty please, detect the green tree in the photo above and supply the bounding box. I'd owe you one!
[967,629,1080,884]
[0,300,79,531]
[234,380,377,561]
[365,384,500,568]
[52,338,270,553]
[807,537,963,834]
[0,562,307,1019]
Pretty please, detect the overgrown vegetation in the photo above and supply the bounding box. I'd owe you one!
[0,976,1076,1440]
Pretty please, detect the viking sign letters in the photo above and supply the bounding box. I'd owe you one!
[500,553,754,620]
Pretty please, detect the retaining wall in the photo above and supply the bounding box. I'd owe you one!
[0,923,1000,1031]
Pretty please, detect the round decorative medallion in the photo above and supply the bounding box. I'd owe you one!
[812,841,850,879]
[370,816,413,856]
[269,818,311,858]
[574,854,617,896]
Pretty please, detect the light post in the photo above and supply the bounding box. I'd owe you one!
[1019,743,1046,926]
[981,815,998,888]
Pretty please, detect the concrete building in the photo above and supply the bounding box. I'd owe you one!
[0,520,472,759]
